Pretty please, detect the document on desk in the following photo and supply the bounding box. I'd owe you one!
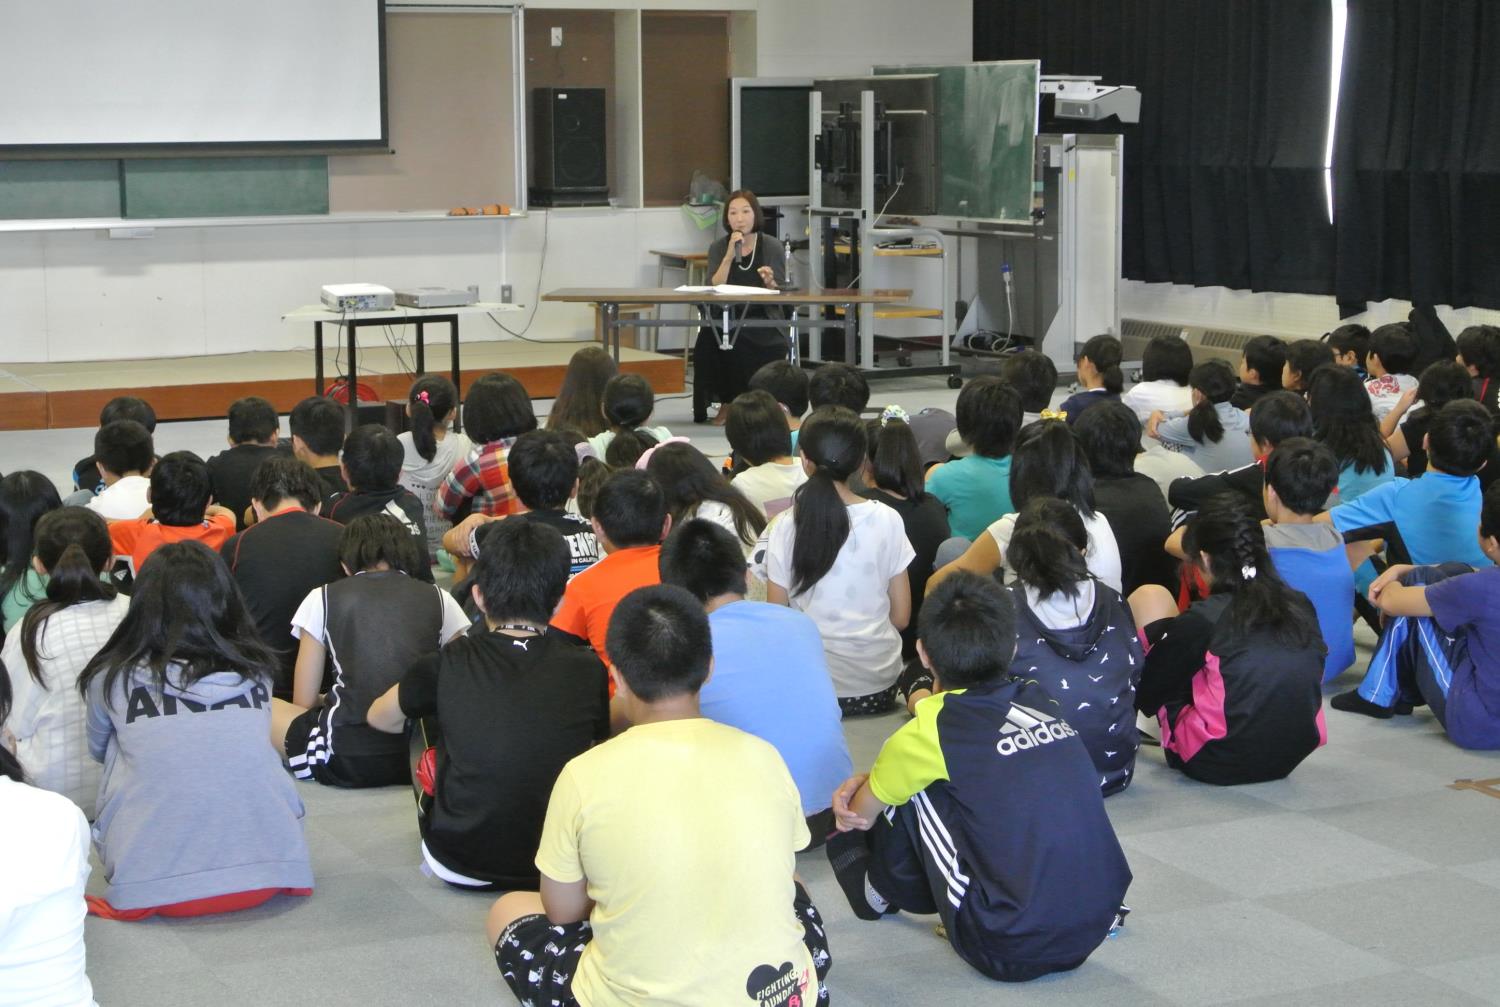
[673,284,778,295]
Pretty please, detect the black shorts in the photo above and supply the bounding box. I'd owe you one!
[284,707,408,789]
[495,882,832,1006]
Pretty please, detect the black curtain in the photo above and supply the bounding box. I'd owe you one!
[974,0,1335,295]
[1333,1,1500,311]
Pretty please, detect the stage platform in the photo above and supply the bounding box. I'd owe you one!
[0,340,685,431]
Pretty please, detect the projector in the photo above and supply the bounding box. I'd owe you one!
[321,283,395,311]
[395,286,477,309]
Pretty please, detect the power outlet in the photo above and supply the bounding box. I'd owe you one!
[550,26,563,47]
[501,284,513,303]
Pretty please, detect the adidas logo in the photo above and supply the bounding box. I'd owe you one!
[996,703,1078,756]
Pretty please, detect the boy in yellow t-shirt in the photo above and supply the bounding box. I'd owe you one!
[485,584,831,1007]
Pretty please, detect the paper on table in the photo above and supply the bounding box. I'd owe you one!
[672,284,778,295]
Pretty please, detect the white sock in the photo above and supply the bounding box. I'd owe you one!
[864,878,890,914]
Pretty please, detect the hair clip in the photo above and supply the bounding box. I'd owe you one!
[1241,565,1258,580]
[634,436,693,471]
[880,404,910,427]
[1039,408,1068,421]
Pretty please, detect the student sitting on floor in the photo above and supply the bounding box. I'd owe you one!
[727,389,808,518]
[0,471,63,634]
[288,396,349,498]
[323,425,432,577]
[2,509,126,816]
[1363,323,1419,421]
[107,451,237,577]
[1059,334,1124,425]
[72,395,157,501]
[366,519,609,890]
[0,664,96,1006]
[585,373,673,461]
[749,358,811,452]
[808,361,871,414]
[659,518,852,844]
[1382,360,1500,486]
[206,396,283,532]
[758,407,914,716]
[486,585,832,1007]
[546,345,617,440]
[1261,439,1356,683]
[1129,494,1327,786]
[551,468,669,667]
[85,420,153,521]
[1330,482,1500,747]
[436,372,538,522]
[924,376,1023,541]
[1324,323,1371,377]
[1121,334,1194,420]
[1001,349,1059,427]
[1073,402,1176,594]
[825,571,1131,983]
[1456,324,1500,422]
[646,441,765,553]
[220,456,344,698]
[274,515,468,789]
[80,542,313,920]
[1230,335,1286,411]
[1282,339,1335,396]
[1168,390,1314,522]
[397,375,471,561]
[1306,364,1395,505]
[1147,360,1255,474]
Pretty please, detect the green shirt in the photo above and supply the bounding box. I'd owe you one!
[1,568,48,633]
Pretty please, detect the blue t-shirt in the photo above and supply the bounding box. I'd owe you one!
[1334,454,1394,506]
[700,601,853,815]
[1426,566,1500,749]
[1266,523,1355,682]
[926,454,1013,541]
[1330,471,1492,569]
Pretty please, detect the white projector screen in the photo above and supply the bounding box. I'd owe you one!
[0,0,386,149]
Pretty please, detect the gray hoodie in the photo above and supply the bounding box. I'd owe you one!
[87,667,312,910]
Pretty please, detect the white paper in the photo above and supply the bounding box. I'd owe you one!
[672,284,779,295]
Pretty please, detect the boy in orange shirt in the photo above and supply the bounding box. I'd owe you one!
[109,451,237,576]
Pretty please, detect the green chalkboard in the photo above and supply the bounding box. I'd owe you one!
[121,157,329,218]
[0,160,122,219]
[876,61,1039,223]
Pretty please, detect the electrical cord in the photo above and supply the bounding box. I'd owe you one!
[848,169,906,288]
[489,210,551,340]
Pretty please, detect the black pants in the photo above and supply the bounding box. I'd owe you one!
[693,320,787,421]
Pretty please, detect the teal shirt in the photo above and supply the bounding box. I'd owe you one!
[1335,452,1394,505]
[925,454,1013,541]
[1,568,48,633]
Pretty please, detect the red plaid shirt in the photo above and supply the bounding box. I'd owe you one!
[436,438,519,519]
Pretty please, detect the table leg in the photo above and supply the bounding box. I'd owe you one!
[788,306,799,365]
[842,304,856,366]
[415,320,426,375]
[314,321,325,394]
[450,317,461,399]
[346,320,359,431]
[603,302,620,363]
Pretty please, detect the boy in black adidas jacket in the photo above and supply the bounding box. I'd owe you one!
[827,571,1131,982]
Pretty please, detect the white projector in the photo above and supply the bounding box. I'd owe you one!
[321,283,395,311]
[395,286,477,309]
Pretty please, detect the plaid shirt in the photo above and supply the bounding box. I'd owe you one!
[436,437,519,519]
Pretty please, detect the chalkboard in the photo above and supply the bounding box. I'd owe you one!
[0,160,121,219]
[739,86,810,198]
[121,157,329,218]
[876,61,1039,223]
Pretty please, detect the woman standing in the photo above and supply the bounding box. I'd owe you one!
[694,190,789,424]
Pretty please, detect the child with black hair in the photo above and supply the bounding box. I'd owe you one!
[1059,334,1124,425]
[749,358,811,451]
[1231,334,1286,410]
[1122,335,1194,420]
[1363,323,1419,420]
[2,508,126,814]
[1324,323,1372,376]
[488,584,831,1006]
[551,468,670,666]
[1383,360,1500,485]
[437,372,538,521]
[660,518,852,839]
[1001,349,1060,423]
[107,451,236,576]
[324,425,431,574]
[1073,403,1175,594]
[86,420,154,520]
[0,659,96,1005]
[1282,339,1336,394]
[1331,482,1500,746]
[72,395,157,499]
[0,471,62,633]
[1130,494,1326,785]
[1168,389,1314,521]
[646,442,765,552]
[206,396,283,531]
[1147,360,1254,473]
[925,377,1023,540]
[275,515,468,789]
[1319,400,1495,568]
[826,571,1131,982]
[585,373,672,460]
[366,519,608,889]
[80,541,313,919]
[760,407,914,716]
[727,388,807,517]
[398,375,471,559]
[288,395,349,497]
[1306,364,1394,503]
[808,361,871,414]
[1456,324,1500,421]
[1261,439,1356,682]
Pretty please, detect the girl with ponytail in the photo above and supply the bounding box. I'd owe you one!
[1147,360,1254,473]
[0,471,63,634]
[586,374,673,461]
[1059,334,1125,425]
[1128,493,1326,786]
[398,375,470,561]
[761,407,914,715]
[1,508,126,813]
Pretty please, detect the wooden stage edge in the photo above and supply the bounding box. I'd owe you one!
[0,343,686,432]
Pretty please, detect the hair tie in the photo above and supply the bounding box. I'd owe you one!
[1241,565,1257,580]
[880,404,909,427]
[416,390,430,405]
[1039,408,1068,422]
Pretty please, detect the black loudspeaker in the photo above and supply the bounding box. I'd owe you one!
[530,87,608,206]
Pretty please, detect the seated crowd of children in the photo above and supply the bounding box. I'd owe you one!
[4,322,1500,1005]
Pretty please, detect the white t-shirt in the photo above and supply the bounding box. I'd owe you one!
[1365,373,1418,422]
[1024,580,1098,631]
[690,500,754,551]
[988,507,1123,594]
[732,461,808,518]
[1121,380,1193,421]
[586,426,674,459]
[760,500,914,698]
[86,476,150,521]
[399,429,472,498]
[0,778,96,1007]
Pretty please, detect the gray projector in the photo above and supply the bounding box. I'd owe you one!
[395,287,477,309]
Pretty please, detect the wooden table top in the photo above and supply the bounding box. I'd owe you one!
[543,287,912,306]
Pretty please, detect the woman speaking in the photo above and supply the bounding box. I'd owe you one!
[694,190,789,424]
